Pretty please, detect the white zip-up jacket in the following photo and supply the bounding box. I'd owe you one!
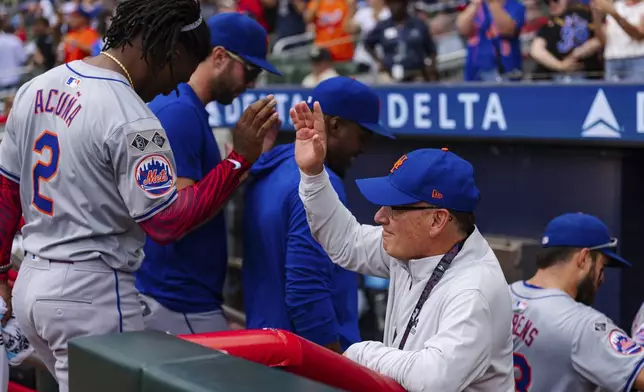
[299,169,514,392]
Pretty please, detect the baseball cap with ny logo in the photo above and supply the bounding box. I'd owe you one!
[356,148,480,212]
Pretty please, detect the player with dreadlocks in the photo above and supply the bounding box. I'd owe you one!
[0,0,280,389]
[98,0,212,101]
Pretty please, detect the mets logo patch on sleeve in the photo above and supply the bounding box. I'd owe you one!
[135,155,175,197]
[608,329,643,355]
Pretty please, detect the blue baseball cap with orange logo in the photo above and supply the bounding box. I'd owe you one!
[308,76,394,139]
[356,148,480,212]
[207,13,281,75]
[541,213,631,267]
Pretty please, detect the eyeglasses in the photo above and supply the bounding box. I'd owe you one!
[385,205,454,220]
[226,50,262,84]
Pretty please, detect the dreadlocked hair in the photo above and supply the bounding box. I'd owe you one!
[102,0,211,82]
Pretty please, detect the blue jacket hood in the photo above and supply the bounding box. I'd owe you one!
[250,143,295,179]
[243,141,361,350]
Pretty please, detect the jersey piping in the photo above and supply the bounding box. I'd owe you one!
[65,62,131,87]
[0,166,19,183]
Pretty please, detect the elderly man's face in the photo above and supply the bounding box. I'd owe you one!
[374,203,452,261]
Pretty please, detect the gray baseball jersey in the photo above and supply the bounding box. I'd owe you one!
[633,302,644,345]
[509,281,644,392]
[0,61,177,271]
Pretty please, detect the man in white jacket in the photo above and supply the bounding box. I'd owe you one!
[291,101,514,392]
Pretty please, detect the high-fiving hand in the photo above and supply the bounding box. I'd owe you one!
[291,101,326,176]
[232,95,281,164]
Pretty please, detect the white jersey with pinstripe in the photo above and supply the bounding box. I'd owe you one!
[0,60,177,271]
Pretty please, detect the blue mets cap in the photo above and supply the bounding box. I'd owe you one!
[207,13,281,75]
[542,213,631,267]
[308,76,394,139]
[356,148,480,212]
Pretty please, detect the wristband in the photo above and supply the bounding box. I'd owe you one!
[227,150,252,171]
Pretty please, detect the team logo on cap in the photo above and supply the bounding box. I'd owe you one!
[608,329,643,355]
[135,155,174,197]
[390,154,408,174]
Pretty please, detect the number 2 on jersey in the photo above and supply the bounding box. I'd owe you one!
[513,352,532,392]
[32,130,60,216]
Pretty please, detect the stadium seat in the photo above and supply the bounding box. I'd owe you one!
[265,55,357,85]
[334,62,357,77]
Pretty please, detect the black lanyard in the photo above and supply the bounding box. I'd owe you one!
[396,238,467,350]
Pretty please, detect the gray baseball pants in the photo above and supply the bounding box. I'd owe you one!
[138,293,228,335]
[12,254,143,392]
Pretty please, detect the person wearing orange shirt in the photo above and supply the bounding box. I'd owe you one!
[305,0,355,61]
[62,6,99,64]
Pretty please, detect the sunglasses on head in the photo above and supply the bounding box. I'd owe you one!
[226,50,262,83]
[588,238,618,251]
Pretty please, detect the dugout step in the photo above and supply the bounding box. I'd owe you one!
[68,331,340,392]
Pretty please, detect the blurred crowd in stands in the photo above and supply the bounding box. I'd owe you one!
[1,0,644,118]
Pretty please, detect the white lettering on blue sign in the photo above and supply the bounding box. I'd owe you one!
[387,92,506,131]
[207,91,507,132]
[208,93,305,128]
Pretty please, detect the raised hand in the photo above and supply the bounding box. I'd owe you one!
[292,101,326,176]
[591,0,615,14]
[232,95,281,164]
[262,114,281,154]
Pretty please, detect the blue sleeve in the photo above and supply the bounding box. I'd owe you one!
[153,102,203,181]
[285,186,340,346]
[508,1,526,35]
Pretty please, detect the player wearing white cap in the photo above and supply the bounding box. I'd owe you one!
[510,213,644,392]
